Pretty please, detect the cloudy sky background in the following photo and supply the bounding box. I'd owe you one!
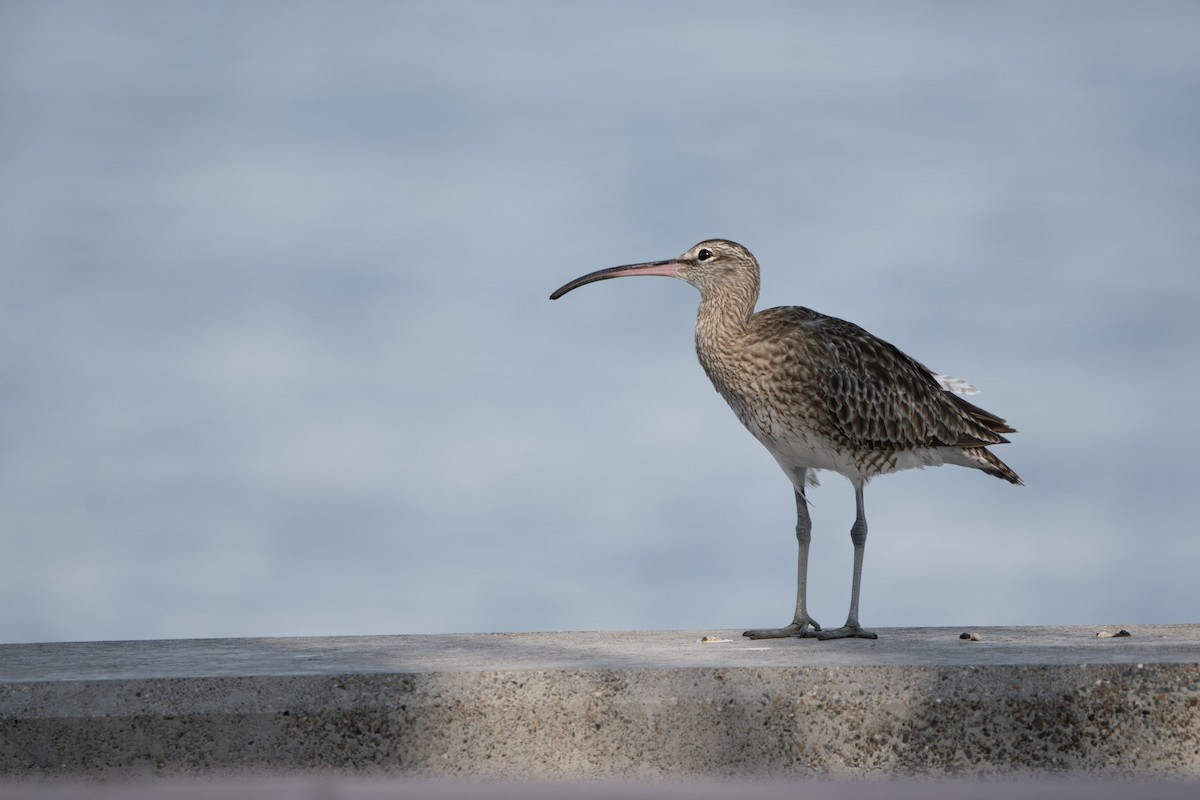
[2,1,1197,643]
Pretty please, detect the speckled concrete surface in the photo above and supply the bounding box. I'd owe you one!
[1,627,1198,779]
[2,776,1199,800]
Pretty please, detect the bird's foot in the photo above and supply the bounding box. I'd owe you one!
[743,618,822,640]
[816,623,878,641]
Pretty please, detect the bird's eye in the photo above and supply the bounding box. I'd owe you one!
[697,248,713,261]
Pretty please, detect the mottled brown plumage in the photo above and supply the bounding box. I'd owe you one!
[551,239,1020,640]
[700,304,1020,485]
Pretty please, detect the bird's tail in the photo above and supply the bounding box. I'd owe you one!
[962,446,1023,485]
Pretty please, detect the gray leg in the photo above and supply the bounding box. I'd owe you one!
[818,481,877,640]
[744,477,823,639]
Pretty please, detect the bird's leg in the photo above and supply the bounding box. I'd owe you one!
[818,482,878,640]
[744,481,822,639]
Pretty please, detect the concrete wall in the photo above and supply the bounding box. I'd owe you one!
[1,626,1198,779]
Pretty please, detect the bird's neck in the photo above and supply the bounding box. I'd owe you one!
[694,283,757,353]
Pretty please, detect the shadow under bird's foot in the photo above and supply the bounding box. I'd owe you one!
[743,619,822,640]
[816,624,878,640]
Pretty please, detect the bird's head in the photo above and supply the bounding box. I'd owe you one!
[549,239,759,300]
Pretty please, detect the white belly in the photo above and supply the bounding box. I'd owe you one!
[741,410,948,489]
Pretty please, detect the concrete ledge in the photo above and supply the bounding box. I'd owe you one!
[1,626,1198,779]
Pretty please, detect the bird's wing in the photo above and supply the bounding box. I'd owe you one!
[755,307,1013,451]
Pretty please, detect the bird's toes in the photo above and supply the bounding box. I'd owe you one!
[816,624,878,641]
[743,622,820,640]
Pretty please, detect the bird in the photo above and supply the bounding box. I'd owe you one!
[549,239,1020,640]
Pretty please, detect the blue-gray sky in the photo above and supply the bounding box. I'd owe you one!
[1,1,1197,643]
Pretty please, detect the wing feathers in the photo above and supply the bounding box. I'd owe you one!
[752,307,1017,454]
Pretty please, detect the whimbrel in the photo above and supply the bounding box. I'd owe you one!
[550,239,1020,640]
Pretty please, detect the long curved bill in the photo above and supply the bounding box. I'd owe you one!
[549,259,683,300]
